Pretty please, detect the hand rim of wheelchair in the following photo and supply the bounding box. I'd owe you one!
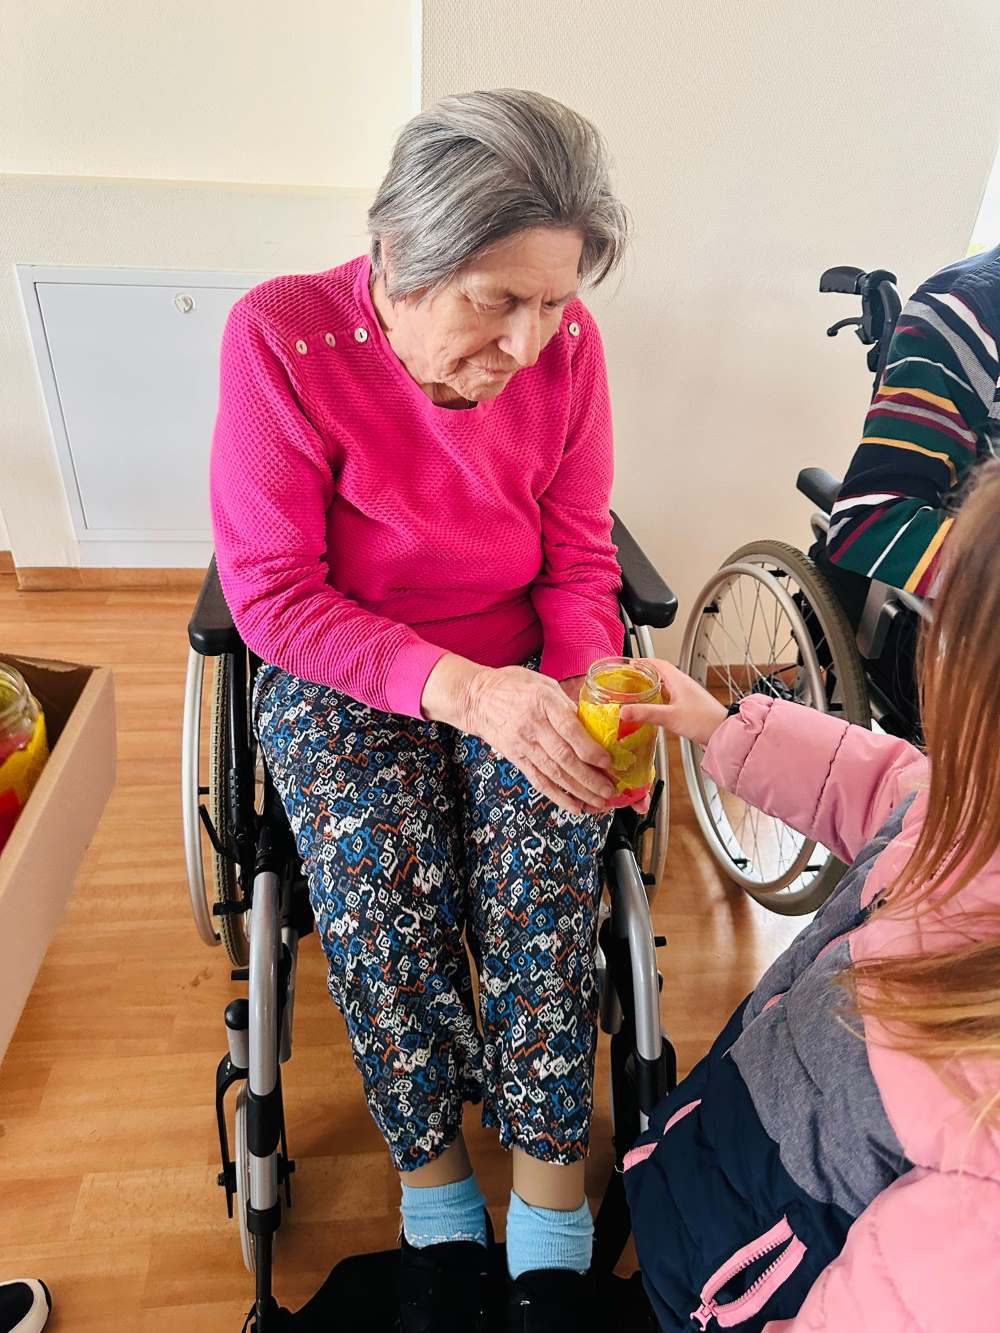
[182,648,219,949]
[235,1085,260,1274]
[182,648,265,964]
[679,540,870,915]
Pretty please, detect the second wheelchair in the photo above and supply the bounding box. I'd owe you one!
[679,266,927,916]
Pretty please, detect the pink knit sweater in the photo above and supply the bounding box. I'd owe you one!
[210,257,623,718]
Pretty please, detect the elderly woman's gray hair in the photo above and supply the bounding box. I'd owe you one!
[368,89,629,300]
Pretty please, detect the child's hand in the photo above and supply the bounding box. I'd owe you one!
[620,660,730,748]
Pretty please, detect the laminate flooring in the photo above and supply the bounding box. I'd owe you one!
[0,576,802,1329]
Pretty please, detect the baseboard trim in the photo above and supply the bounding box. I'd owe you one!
[0,550,14,575]
[15,566,205,592]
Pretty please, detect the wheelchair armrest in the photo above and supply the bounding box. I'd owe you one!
[796,467,843,516]
[188,556,245,656]
[611,512,678,629]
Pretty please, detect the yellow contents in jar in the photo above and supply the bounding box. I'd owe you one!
[0,671,49,851]
[578,664,662,797]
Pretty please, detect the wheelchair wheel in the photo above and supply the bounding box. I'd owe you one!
[680,540,870,915]
[208,656,263,966]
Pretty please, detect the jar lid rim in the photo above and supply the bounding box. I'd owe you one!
[584,657,661,703]
[0,662,32,730]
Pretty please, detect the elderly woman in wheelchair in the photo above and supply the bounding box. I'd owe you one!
[190,89,676,1333]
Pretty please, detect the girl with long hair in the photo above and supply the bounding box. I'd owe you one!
[623,462,1000,1331]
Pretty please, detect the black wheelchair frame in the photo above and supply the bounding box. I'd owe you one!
[810,262,928,721]
[182,514,679,1331]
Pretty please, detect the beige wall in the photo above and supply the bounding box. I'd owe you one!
[423,0,1000,649]
[0,0,416,566]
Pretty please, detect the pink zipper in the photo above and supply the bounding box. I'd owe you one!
[690,1216,807,1329]
[623,1098,701,1172]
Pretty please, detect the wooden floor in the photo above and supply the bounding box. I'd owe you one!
[0,576,802,1329]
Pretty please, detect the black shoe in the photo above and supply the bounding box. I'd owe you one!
[0,1281,51,1333]
[507,1269,593,1333]
[398,1233,494,1333]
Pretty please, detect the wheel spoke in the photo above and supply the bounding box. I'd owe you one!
[729,579,753,671]
[702,615,741,701]
[748,807,763,872]
[746,580,765,676]
[710,605,771,693]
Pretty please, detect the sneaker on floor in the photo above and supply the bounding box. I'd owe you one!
[507,1269,593,1333]
[0,1281,51,1333]
[398,1233,494,1333]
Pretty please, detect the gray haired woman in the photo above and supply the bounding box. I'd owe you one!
[212,89,630,1333]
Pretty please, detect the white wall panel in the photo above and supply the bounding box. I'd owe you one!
[31,275,253,536]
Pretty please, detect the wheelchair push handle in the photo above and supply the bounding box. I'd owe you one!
[819,265,865,296]
[820,264,902,390]
[796,467,843,516]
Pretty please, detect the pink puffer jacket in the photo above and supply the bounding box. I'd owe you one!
[705,699,1000,1331]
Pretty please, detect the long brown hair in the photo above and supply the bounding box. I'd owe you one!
[848,460,1000,1112]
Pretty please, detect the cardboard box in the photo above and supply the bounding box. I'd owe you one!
[0,654,116,1059]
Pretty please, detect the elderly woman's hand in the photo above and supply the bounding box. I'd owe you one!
[422,655,616,814]
[469,666,618,814]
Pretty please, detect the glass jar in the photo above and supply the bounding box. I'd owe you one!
[0,663,50,851]
[578,657,662,808]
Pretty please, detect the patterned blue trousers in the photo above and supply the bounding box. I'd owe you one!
[253,665,612,1172]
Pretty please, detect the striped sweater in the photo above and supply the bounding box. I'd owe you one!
[828,243,1000,595]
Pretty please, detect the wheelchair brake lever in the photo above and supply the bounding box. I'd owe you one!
[825,316,864,339]
[213,899,250,917]
[198,802,240,864]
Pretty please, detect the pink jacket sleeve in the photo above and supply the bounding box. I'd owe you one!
[764,1167,1000,1332]
[702,696,927,866]
[210,301,446,718]
[531,308,624,682]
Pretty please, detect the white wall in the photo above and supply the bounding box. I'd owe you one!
[0,0,415,568]
[422,0,1000,648]
[0,0,414,188]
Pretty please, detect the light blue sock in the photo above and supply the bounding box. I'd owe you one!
[400,1174,489,1249]
[505,1190,593,1279]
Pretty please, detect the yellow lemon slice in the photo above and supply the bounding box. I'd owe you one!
[578,699,621,750]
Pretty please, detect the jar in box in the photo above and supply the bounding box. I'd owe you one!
[578,657,662,808]
[0,663,50,851]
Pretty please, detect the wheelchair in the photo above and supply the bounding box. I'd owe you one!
[182,516,679,1330]
[679,265,929,916]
